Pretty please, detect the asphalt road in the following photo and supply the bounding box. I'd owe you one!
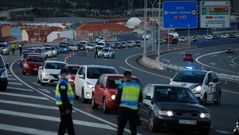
[1,46,239,135]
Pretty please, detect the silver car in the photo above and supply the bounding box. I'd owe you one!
[0,43,10,55]
[97,48,115,58]
[69,44,78,51]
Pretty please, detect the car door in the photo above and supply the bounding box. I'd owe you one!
[95,75,104,104]
[38,62,44,80]
[78,67,86,96]
[140,85,154,120]
[75,67,84,96]
[210,73,220,101]
[204,73,214,101]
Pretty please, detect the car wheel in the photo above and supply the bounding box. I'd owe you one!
[199,129,210,135]
[91,93,98,109]
[81,88,87,103]
[214,92,221,105]
[22,70,26,75]
[148,111,159,132]
[102,98,108,113]
[201,93,207,105]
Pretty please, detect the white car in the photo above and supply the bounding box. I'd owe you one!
[204,35,213,40]
[0,54,8,91]
[74,65,118,103]
[85,43,95,51]
[45,47,54,58]
[38,61,67,85]
[69,44,78,52]
[220,34,230,38]
[170,70,222,105]
[97,48,115,58]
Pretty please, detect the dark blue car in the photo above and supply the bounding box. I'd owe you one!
[58,43,69,53]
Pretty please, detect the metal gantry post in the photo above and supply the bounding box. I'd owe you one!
[143,0,148,57]
[187,25,190,46]
[157,0,161,61]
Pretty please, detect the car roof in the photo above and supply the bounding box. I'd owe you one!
[45,60,66,64]
[147,84,188,89]
[67,64,81,67]
[27,54,44,57]
[102,74,137,78]
[83,65,115,69]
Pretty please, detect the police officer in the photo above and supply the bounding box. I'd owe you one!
[18,43,23,56]
[55,68,75,135]
[116,71,143,135]
[11,43,16,55]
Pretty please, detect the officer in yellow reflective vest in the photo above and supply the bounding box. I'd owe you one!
[116,71,143,135]
[55,68,75,135]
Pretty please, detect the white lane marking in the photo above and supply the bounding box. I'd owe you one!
[195,51,239,75]
[8,77,16,81]
[162,59,170,63]
[223,89,239,95]
[32,82,41,86]
[125,53,170,79]
[0,100,58,110]
[8,74,12,77]
[230,64,237,68]
[119,66,132,71]
[8,87,33,92]
[0,110,115,131]
[210,62,216,65]
[0,92,48,100]
[8,82,23,85]
[0,124,56,135]
[10,59,138,135]
[215,129,232,134]
[231,56,239,66]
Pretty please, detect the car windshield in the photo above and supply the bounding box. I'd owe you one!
[0,57,5,68]
[26,56,44,62]
[45,62,66,69]
[154,86,198,104]
[173,71,206,84]
[46,48,51,51]
[67,66,80,74]
[59,45,67,48]
[107,77,141,89]
[87,67,116,79]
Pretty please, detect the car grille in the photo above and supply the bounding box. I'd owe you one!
[175,112,198,118]
[50,74,58,79]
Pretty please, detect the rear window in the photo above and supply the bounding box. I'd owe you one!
[0,57,5,68]
[107,77,142,89]
[45,63,66,70]
[87,67,116,79]
[26,56,44,62]
[173,71,206,84]
[67,66,80,74]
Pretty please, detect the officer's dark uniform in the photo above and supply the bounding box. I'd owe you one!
[116,74,143,135]
[55,77,75,135]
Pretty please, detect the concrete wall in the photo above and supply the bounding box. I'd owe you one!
[22,30,29,41]
[47,30,74,42]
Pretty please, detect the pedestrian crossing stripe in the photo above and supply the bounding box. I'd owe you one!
[0,124,57,135]
[0,109,116,131]
[8,87,33,92]
[8,78,16,81]
[8,82,23,86]
[0,92,49,100]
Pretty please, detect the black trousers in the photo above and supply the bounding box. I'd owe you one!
[117,108,138,135]
[58,111,75,135]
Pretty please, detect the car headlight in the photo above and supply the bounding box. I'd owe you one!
[159,110,174,117]
[42,72,50,76]
[111,95,116,100]
[87,82,94,90]
[0,69,8,78]
[200,113,210,119]
[23,63,29,69]
[192,86,201,93]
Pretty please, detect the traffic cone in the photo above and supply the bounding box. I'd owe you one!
[69,52,72,58]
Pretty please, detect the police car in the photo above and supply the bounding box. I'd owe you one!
[170,68,222,105]
[0,54,8,91]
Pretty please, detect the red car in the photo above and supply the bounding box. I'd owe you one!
[21,54,45,75]
[183,53,193,62]
[92,74,143,113]
[67,64,81,86]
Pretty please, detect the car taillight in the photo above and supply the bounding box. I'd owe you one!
[23,63,29,69]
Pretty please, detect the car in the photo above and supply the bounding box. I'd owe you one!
[178,37,187,42]
[38,61,67,85]
[234,119,239,135]
[85,43,95,51]
[67,64,81,87]
[20,52,41,68]
[234,33,239,37]
[0,54,8,91]
[45,47,54,58]
[220,34,230,38]
[51,46,58,56]
[58,43,69,53]
[0,43,10,55]
[97,48,115,59]
[96,42,105,49]
[135,40,141,47]
[170,70,222,105]
[139,84,211,134]
[113,42,122,49]
[69,44,78,52]
[21,54,45,75]
[92,74,142,113]
[34,47,47,57]
[120,42,127,48]
[183,53,193,62]
[76,43,85,50]
[204,35,213,40]
[74,65,118,103]
[225,48,235,53]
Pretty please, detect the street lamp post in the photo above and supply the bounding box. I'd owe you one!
[143,0,148,57]
[157,0,161,61]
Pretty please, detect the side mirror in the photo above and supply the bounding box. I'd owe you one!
[170,79,173,82]
[5,64,9,69]
[208,82,214,86]
[78,74,84,79]
[99,83,104,88]
[144,95,152,100]
[39,66,42,70]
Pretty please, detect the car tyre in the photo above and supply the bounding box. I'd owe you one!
[22,71,26,75]
[214,92,221,105]
[149,111,159,132]
[199,129,210,135]
[201,93,207,105]
[102,98,108,113]
[91,93,98,109]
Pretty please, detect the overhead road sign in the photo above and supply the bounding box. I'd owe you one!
[200,1,231,28]
[163,1,198,29]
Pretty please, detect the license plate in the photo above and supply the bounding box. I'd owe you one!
[179,120,197,125]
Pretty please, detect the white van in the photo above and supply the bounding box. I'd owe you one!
[0,55,8,91]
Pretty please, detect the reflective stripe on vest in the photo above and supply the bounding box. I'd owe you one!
[55,79,74,105]
[120,82,140,110]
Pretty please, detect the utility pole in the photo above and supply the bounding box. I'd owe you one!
[143,0,148,57]
[157,0,161,61]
